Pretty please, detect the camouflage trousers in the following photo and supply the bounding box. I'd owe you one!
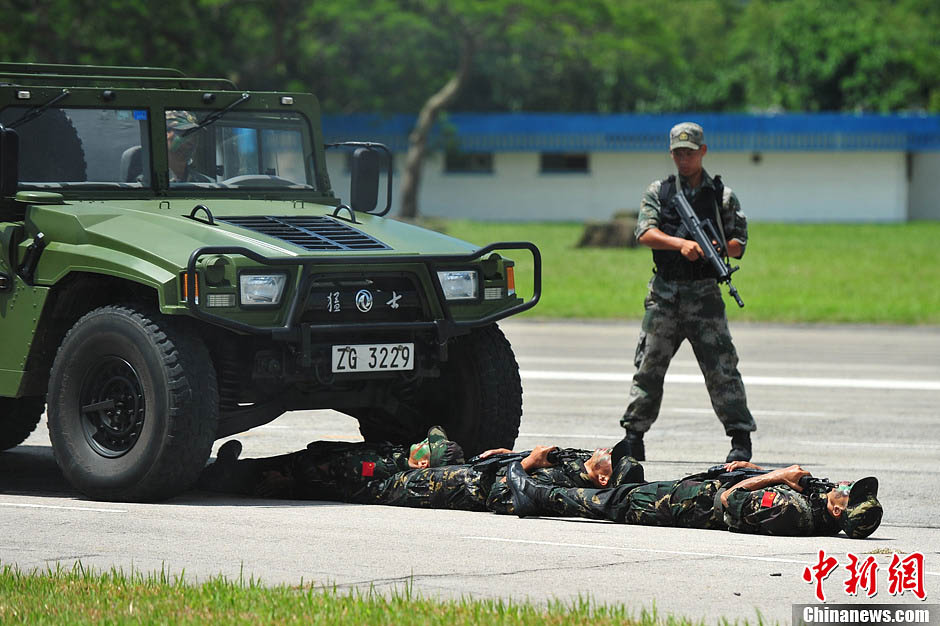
[198,442,408,500]
[348,466,509,513]
[198,449,358,500]
[621,275,755,436]
[199,451,518,513]
[543,478,727,530]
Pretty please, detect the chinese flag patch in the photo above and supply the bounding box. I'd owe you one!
[760,491,777,508]
[361,461,375,477]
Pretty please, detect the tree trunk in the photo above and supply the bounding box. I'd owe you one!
[399,35,475,219]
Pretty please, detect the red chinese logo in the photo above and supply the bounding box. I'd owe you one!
[844,554,879,598]
[802,551,927,602]
[887,552,926,600]
[803,549,840,602]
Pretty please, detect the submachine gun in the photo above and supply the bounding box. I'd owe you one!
[466,448,581,473]
[673,189,745,307]
[695,464,837,495]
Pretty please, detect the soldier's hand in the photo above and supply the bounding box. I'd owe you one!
[726,239,744,258]
[779,465,811,492]
[478,448,512,459]
[678,239,703,261]
[725,461,762,471]
[522,445,558,471]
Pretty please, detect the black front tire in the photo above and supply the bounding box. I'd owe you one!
[0,396,45,451]
[359,324,522,456]
[47,306,218,502]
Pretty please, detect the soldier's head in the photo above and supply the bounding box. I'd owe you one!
[408,426,465,469]
[825,477,883,539]
[165,110,200,169]
[584,447,613,487]
[669,122,707,178]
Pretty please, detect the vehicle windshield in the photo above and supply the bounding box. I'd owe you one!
[167,109,315,190]
[0,106,152,188]
[0,106,317,191]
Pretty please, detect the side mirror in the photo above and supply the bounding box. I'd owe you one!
[325,142,393,216]
[0,126,19,198]
[349,147,379,213]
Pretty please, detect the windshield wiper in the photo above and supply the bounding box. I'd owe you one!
[8,89,70,129]
[182,92,251,136]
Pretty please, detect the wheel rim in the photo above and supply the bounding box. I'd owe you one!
[79,356,146,458]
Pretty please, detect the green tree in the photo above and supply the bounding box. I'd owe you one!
[3,0,938,219]
[725,0,940,112]
[315,0,679,217]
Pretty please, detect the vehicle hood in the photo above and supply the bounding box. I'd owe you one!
[29,199,480,269]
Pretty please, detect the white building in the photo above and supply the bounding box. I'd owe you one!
[323,113,940,222]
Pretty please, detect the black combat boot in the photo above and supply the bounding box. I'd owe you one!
[726,431,752,462]
[217,439,243,464]
[197,440,244,492]
[617,431,645,462]
[506,462,554,518]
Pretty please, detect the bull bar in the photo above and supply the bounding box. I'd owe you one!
[184,241,541,346]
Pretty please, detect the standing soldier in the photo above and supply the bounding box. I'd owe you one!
[621,122,755,463]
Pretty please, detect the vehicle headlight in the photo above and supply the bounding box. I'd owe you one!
[437,270,479,301]
[240,274,287,305]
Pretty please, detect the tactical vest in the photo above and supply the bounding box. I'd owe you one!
[653,174,724,281]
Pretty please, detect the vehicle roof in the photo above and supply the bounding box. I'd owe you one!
[0,63,237,91]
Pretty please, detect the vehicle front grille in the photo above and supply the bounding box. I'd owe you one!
[301,274,428,324]
[217,215,390,251]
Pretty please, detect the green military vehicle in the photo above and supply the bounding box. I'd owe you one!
[0,63,540,502]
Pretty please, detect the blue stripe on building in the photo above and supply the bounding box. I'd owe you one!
[322,113,940,153]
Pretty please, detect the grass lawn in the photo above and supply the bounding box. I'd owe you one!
[0,563,702,626]
[440,221,940,325]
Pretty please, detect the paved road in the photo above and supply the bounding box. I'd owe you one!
[2,320,938,623]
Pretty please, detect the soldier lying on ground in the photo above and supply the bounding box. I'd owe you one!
[198,428,624,514]
[505,447,884,539]
[348,444,622,514]
[197,426,465,499]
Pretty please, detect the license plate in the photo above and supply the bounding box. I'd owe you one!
[331,343,414,373]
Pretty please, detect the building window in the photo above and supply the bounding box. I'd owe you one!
[540,152,589,174]
[445,151,494,174]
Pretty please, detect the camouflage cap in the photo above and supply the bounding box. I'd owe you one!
[841,477,883,539]
[413,426,465,467]
[166,110,199,132]
[609,438,645,487]
[609,454,645,488]
[610,437,631,470]
[669,122,704,151]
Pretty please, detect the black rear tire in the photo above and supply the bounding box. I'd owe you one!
[47,306,218,502]
[359,324,522,456]
[0,396,45,451]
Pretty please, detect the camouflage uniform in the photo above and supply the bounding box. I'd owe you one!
[198,426,462,499]
[538,478,843,536]
[200,443,596,513]
[348,449,598,515]
[622,166,755,439]
[198,440,416,499]
[722,483,842,536]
